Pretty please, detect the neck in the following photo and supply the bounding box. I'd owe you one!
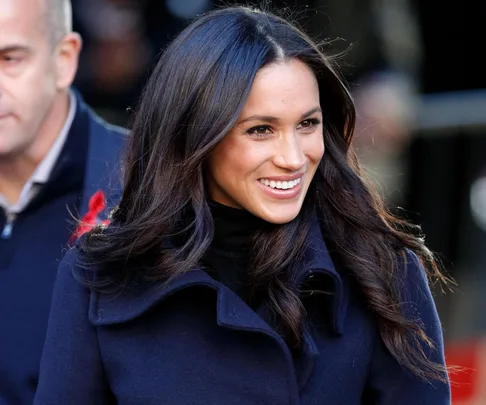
[0,91,70,205]
[210,200,271,250]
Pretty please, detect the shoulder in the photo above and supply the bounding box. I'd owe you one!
[366,250,450,402]
[57,243,87,287]
[72,88,129,141]
[57,234,101,293]
[398,250,443,335]
[47,243,96,321]
[89,112,128,143]
[399,250,433,301]
[75,96,128,149]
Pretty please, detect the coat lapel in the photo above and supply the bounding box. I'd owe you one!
[79,95,127,216]
[300,217,349,335]
[89,217,349,336]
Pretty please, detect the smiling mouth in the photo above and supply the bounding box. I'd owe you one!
[258,177,302,190]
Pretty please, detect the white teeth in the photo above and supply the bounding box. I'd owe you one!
[259,177,301,190]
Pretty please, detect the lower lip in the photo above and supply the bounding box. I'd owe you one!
[257,178,303,200]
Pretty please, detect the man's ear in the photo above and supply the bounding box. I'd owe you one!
[55,32,82,90]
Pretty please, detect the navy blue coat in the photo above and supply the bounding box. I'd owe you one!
[0,91,126,405]
[34,221,451,404]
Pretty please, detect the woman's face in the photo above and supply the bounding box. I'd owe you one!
[206,58,324,224]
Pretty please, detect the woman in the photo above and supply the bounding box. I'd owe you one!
[34,6,451,405]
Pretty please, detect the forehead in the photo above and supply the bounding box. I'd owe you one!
[0,0,45,46]
[242,59,320,114]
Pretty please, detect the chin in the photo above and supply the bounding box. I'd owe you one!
[257,204,302,225]
[0,143,15,156]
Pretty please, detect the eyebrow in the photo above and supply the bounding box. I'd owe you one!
[237,107,322,125]
[0,44,32,54]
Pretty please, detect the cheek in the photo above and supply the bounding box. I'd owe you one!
[24,56,57,84]
[210,137,268,182]
[8,66,55,107]
[303,132,325,164]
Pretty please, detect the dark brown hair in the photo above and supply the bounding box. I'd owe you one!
[79,6,449,382]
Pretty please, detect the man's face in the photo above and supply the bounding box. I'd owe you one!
[0,0,60,158]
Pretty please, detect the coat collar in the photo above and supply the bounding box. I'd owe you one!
[300,217,348,334]
[22,89,90,215]
[77,89,128,216]
[89,217,349,335]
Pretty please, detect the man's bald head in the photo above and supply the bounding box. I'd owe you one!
[0,0,81,167]
[42,0,73,45]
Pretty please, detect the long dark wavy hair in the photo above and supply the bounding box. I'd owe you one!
[79,6,449,382]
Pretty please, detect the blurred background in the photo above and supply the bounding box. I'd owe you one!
[70,0,485,402]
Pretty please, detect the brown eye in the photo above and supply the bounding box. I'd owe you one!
[247,125,272,137]
[1,53,25,73]
[297,118,320,132]
[2,56,18,64]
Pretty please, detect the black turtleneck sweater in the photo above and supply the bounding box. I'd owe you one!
[204,201,308,364]
[203,202,307,361]
[202,201,269,308]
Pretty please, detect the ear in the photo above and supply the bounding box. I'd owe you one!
[54,32,82,90]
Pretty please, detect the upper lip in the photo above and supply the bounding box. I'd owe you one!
[259,173,305,181]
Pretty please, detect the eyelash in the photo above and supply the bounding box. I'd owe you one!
[246,118,321,138]
[1,55,22,65]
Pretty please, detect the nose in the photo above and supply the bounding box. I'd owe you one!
[273,132,306,171]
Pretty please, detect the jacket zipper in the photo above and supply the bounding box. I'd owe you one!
[1,212,16,239]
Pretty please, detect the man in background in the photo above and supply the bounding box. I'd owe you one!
[0,0,125,403]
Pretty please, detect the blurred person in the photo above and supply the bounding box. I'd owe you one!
[444,167,486,338]
[470,170,486,235]
[71,0,213,125]
[309,0,421,205]
[0,0,125,403]
[404,0,486,330]
[71,0,153,124]
[35,6,449,404]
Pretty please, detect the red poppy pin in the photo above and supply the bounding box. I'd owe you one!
[69,190,110,245]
